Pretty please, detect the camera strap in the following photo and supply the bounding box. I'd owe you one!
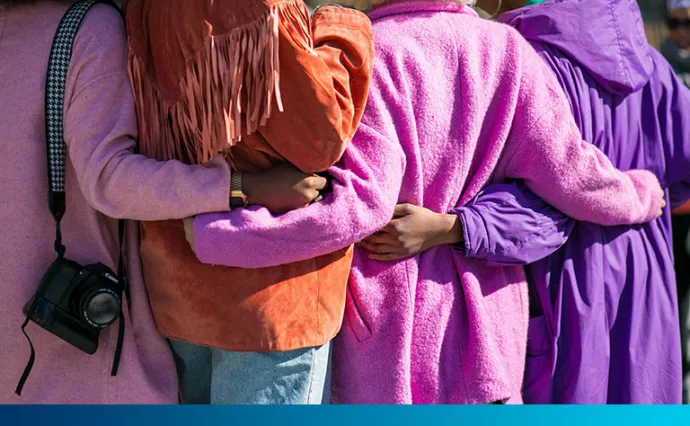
[111,219,126,376]
[16,0,125,396]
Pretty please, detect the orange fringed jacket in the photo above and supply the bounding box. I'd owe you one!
[126,0,373,351]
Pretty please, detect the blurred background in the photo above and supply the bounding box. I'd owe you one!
[303,1,668,47]
[116,1,669,49]
[639,0,667,48]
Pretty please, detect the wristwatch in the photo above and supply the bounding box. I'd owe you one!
[313,3,346,13]
[230,171,248,209]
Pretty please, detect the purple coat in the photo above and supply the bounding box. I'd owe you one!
[455,0,690,404]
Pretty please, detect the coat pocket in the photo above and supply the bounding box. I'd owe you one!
[522,315,553,404]
[344,284,372,342]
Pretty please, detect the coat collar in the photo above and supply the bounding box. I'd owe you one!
[369,1,478,22]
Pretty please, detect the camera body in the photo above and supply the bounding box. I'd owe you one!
[23,257,123,354]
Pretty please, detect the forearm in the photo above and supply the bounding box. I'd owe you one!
[65,74,231,221]
[452,183,572,266]
[193,124,404,268]
[512,111,662,226]
[432,214,464,246]
[502,85,662,225]
[80,149,231,220]
[503,40,663,226]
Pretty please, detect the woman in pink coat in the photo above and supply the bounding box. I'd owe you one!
[185,0,664,403]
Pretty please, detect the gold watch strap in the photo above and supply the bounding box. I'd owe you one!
[230,171,247,208]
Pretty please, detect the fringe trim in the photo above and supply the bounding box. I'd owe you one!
[128,0,313,163]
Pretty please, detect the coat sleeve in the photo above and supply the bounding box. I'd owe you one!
[496,34,663,226]
[258,5,374,173]
[452,43,577,266]
[190,68,405,268]
[653,50,690,209]
[192,123,405,268]
[452,182,573,266]
[64,5,231,221]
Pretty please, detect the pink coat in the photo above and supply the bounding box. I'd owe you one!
[191,2,662,403]
[0,3,231,403]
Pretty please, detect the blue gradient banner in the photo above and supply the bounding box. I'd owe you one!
[0,405,688,426]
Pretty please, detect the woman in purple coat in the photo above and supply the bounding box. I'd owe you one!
[361,0,690,403]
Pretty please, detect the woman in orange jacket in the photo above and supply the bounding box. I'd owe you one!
[126,0,374,404]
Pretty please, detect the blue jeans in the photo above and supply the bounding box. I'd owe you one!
[169,340,332,404]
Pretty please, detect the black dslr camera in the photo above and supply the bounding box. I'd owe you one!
[23,257,123,354]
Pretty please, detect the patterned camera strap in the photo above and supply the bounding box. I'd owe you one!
[16,0,125,397]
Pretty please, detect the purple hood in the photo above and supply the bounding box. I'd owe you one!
[500,0,654,96]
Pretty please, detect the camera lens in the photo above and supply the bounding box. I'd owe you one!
[79,289,121,328]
